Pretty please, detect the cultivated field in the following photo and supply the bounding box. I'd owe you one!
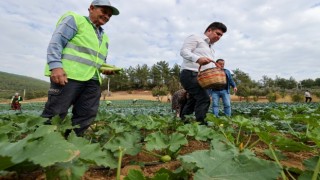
[1,90,319,179]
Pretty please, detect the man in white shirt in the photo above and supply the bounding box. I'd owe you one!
[304,90,312,102]
[179,22,227,125]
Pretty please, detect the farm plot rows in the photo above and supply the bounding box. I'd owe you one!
[0,101,319,180]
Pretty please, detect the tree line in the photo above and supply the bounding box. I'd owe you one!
[101,61,320,100]
[1,61,319,101]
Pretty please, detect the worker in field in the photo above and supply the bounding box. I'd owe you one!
[208,59,237,117]
[41,0,120,137]
[10,92,23,111]
[179,22,227,125]
[171,89,188,118]
[304,90,312,102]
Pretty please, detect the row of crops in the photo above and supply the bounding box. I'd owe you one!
[0,100,319,179]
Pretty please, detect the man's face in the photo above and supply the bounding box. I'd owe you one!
[216,60,225,68]
[207,29,224,43]
[89,5,113,27]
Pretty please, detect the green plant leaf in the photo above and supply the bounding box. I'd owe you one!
[168,132,188,153]
[145,132,187,153]
[0,156,15,170]
[68,132,117,168]
[44,161,87,180]
[25,132,80,167]
[264,149,287,161]
[104,131,142,156]
[124,169,146,180]
[179,148,281,180]
[145,132,168,151]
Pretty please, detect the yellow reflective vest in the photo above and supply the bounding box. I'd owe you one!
[45,11,109,84]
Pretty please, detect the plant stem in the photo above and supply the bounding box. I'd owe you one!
[236,125,242,145]
[104,134,115,146]
[269,144,287,180]
[312,155,320,180]
[219,126,232,144]
[248,138,260,149]
[116,147,125,180]
[285,169,296,180]
[244,131,252,148]
[141,149,162,158]
[305,124,309,136]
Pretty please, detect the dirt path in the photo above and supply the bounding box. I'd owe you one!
[2,90,319,104]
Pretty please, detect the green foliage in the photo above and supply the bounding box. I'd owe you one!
[151,86,169,96]
[166,76,182,95]
[301,78,318,88]
[280,89,287,98]
[145,131,188,157]
[178,142,282,180]
[266,92,277,102]
[0,99,320,179]
[0,71,49,100]
[291,93,304,102]
[103,61,181,92]
[236,85,250,101]
[124,168,189,180]
[104,131,142,156]
[314,91,320,98]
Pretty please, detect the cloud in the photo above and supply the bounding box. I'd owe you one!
[0,0,319,82]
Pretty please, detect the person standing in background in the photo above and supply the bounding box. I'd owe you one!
[305,90,312,102]
[10,92,23,110]
[41,0,119,137]
[209,59,237,117]
[171,89,188,118]
[179,22,227,125]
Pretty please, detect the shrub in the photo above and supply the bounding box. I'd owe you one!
[152,86,169,97]
[314,91,320,98]
[291,93,303,102]
[266,93,277,102]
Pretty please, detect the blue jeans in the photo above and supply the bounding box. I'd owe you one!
[211,89,231,117]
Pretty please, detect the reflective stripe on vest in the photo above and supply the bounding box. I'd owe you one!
[62,54,102,69]
[64,43,107,62]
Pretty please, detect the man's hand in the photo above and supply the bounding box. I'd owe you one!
[234,87,238,93]
[214,61,222,68]
[197,57,213,66]
[50,68,68,85]
[197,57,222,68]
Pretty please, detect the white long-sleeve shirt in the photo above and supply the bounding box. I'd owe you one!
[180,34,215,72]
[305,91,311,97]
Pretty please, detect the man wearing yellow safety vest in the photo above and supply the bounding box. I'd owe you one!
[41,0,119,137]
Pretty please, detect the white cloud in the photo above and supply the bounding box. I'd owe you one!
[0,0,319,82]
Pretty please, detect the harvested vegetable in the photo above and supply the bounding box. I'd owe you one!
[100,63,123,74]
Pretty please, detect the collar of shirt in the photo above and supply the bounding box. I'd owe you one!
[85,16,104,34]
[202,34,212,47]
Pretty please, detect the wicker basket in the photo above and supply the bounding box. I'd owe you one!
[197,65,227,89]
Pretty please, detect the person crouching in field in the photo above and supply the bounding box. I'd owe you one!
[171,89,188,117]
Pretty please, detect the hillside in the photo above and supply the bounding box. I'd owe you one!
[0,71,49,100]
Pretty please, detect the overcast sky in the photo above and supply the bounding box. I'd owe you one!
[0,0,319,82]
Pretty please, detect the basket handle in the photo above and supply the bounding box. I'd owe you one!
[198,61,220,75]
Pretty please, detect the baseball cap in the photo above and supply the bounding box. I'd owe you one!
[91,0,120,15]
